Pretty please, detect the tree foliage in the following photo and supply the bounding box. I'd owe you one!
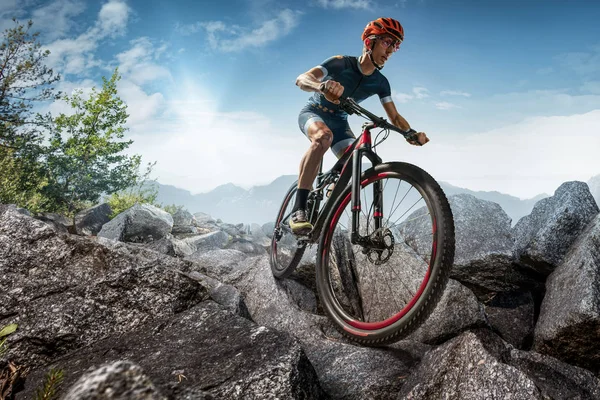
[0,19,60,147]
[0,20,59,208]
[0,20,155,216]
[43,69,145,213]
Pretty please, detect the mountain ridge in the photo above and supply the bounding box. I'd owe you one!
[153,175,600,226]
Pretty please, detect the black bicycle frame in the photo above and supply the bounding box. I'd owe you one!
[304,121,383,245]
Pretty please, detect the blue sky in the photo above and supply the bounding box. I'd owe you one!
[2,0,599,199]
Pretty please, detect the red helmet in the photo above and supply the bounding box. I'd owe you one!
[361,17,404,42]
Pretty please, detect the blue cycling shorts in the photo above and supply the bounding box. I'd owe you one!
[298,103,355,158]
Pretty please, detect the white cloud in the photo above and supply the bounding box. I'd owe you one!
[393,87,429,103]
[413,87,429,99]
[126,81,307,193]
[114,37,171,85]
[175,21,203,36]
[98,0,130,38]
[44,0,131,75]
[371,109,600,200]
[31,0,85,41]
[440,90,471,97]
[394,92,413,103]
[42,78,97,117]
[315,0,372,9]
[45,30,101,74]
[117,79,166,127]
[197,9,301,52]
[0,0,34,32]
[435,102,460,110]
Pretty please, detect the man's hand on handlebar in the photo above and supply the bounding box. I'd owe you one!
[319,80,344,104]
[407,131,429,146]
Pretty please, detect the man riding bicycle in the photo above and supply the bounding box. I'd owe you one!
[290,17,429,235]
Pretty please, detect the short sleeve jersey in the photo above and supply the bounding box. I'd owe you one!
[307,55,393,116]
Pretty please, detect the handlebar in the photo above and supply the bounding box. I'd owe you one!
[338,97,421,145]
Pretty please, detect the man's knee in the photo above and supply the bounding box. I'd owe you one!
[311,128,333,151]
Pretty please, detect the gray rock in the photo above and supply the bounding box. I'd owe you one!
[447,194,522,292]
[171,225,198,236]
[7,204,30,216]
[98,203,174,243]
[588,175,600,209]
[304,339,431,400]
[508,347,600,399]
[172,209,194,227]
[219,255,328,342]
[398,329,600,399]
[187,271,252,320]
[171,209,198,235]
[262,221,275,238]
[209,283,252,321]
[21,301,327,400]
[398,330,541,399]
[285,278,318,314]
[192,212,218,234]
[35,212,75,234]
[74,203,112,236]
[226,238,267,255]
[513,181,599,275]
[534,213,600,373]
[247,222,270,247]
[184,248,248,276]
[0,205,207,367]
[182,230,229,253]
[408,279,487,344]
[484,291,534,349]
[146,236,195,257]
[219,222,244,237]
[63,361,166,400]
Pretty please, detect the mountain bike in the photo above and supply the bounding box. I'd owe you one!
[269,97,455,346]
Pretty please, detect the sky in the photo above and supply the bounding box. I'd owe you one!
[2,0,599,199]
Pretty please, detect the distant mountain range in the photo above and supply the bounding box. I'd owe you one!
[153,175,600,226]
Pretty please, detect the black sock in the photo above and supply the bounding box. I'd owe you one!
[293,189,310,213]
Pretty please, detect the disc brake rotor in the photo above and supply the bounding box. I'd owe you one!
[362,228,395,265]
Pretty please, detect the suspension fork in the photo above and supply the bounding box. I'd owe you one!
[350,124,382,244]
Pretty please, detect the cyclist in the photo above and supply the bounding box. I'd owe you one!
[290,17,429,234]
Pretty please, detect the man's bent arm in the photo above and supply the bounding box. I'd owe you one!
[296,67,325,92]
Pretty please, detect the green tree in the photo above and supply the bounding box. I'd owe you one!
[0,19,60,208]
[43,69,146,214]
[0,19,60,146]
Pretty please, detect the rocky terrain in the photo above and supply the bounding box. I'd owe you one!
[1,180,600,399]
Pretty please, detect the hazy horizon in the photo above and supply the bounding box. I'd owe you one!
[153,172,600,202]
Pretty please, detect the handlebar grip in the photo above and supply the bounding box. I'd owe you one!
[405,129,422,146]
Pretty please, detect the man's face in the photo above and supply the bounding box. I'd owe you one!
[372,35,401,66]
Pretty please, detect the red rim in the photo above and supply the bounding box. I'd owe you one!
[322,172,437,331]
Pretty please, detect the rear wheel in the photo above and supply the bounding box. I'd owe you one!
[316,162,455,345]
[270,183,307,279]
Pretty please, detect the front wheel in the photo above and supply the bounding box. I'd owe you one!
[316,162,455,345]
